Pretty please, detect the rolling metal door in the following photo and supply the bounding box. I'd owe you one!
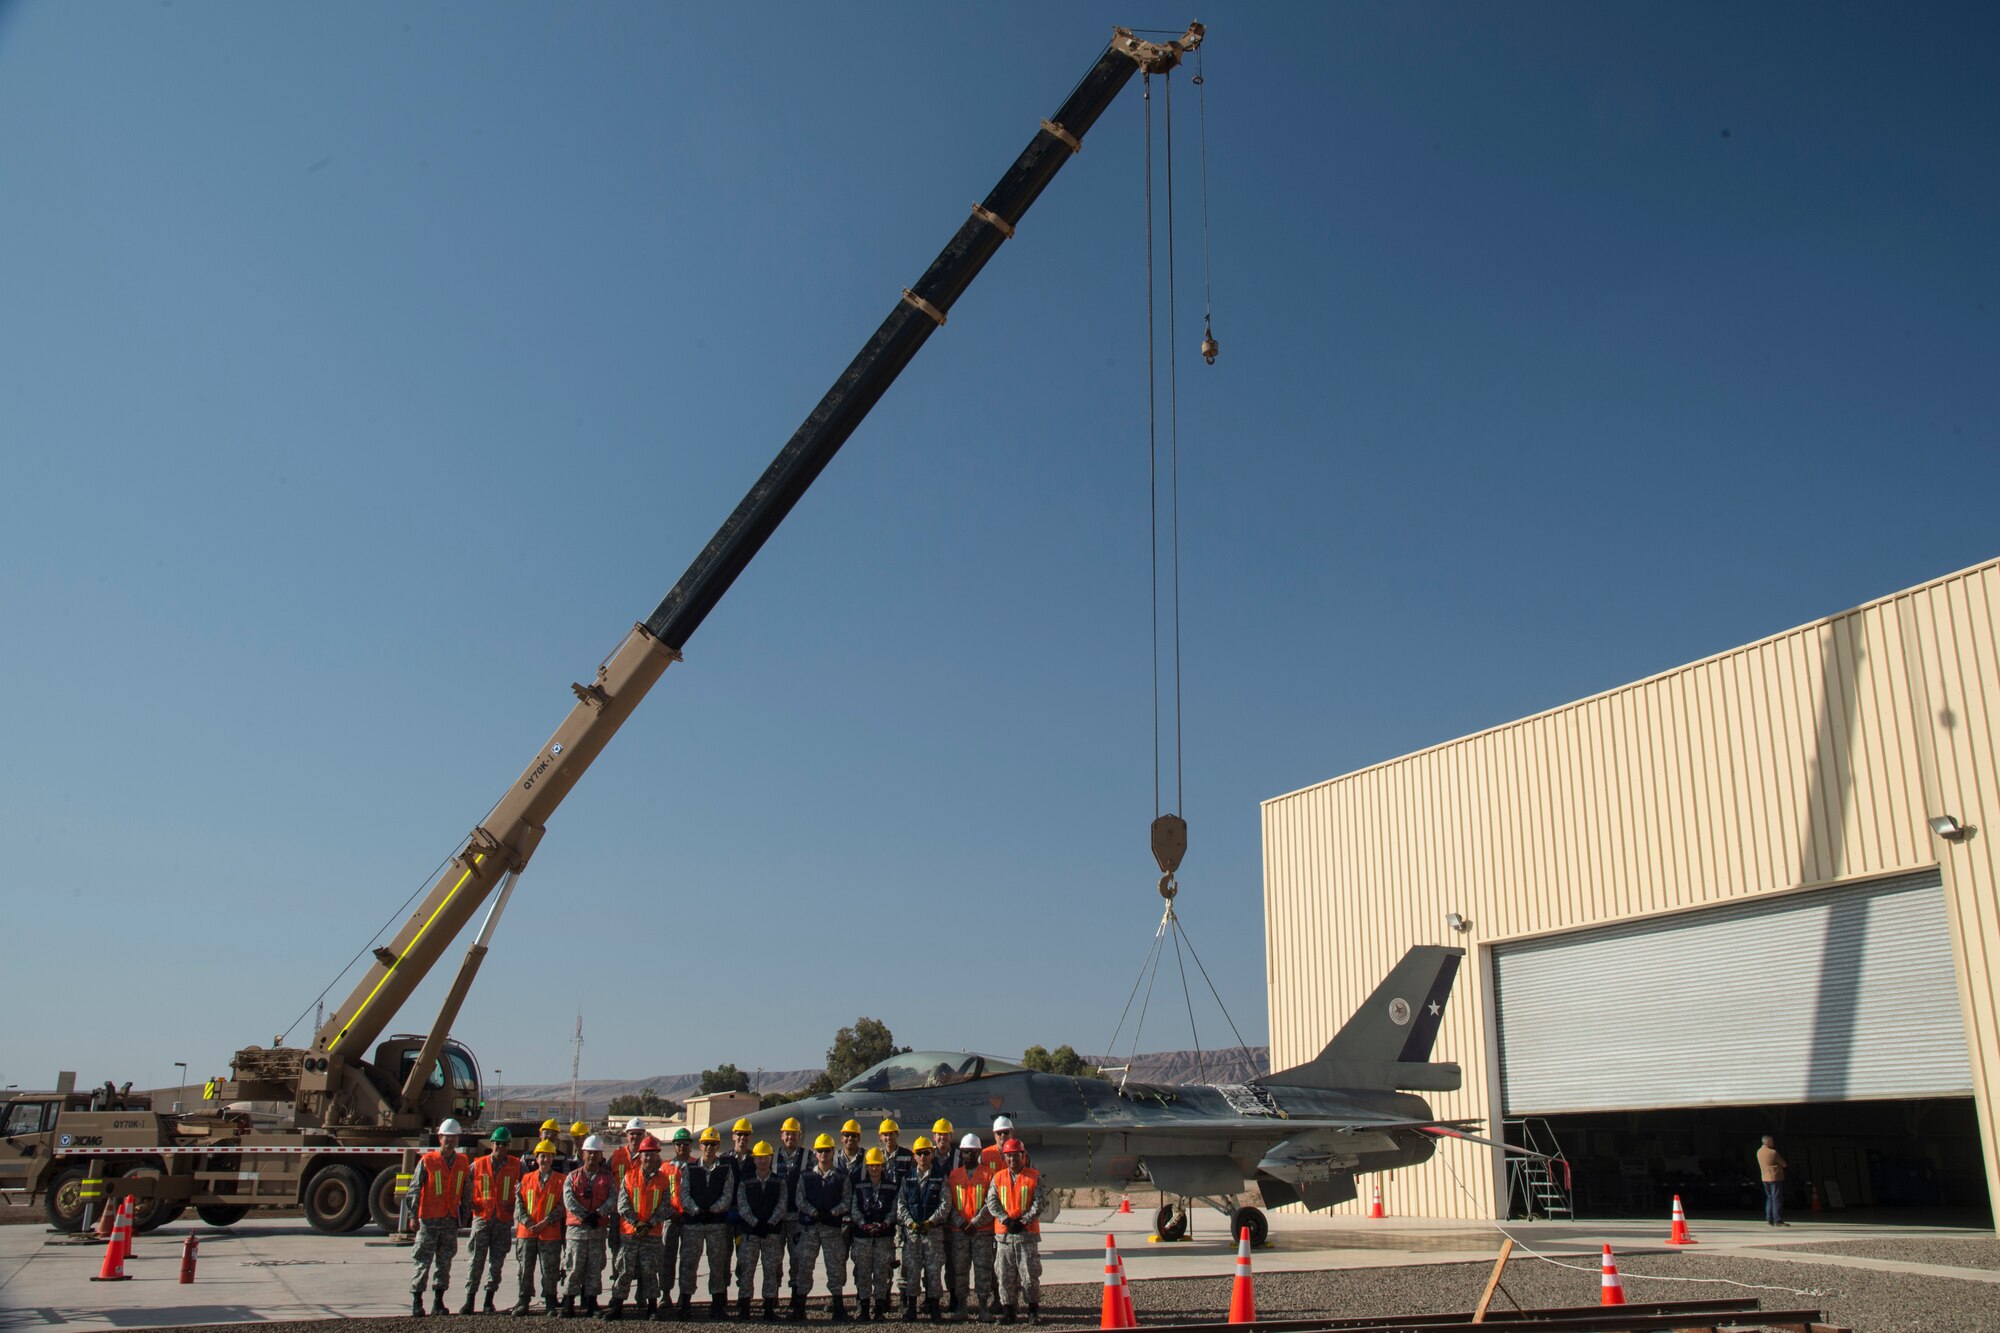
[1494,873,1971,1115]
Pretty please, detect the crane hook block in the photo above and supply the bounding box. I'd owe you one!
[1151,813,1188,875]
[1200,331,1220,365]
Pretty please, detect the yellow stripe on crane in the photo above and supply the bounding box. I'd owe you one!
[327,852,485,1054]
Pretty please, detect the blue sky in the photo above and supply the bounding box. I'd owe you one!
[2,1,1995,1093]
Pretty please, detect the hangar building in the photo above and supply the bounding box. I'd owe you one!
[1263,557,1999,1221]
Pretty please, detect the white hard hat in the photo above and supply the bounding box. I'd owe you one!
[626,1117,645,1131]
[582,1134,606,1152]
[959,1134,982,1151]
[438,1118,463,1136]
[992,1116,1013,1132]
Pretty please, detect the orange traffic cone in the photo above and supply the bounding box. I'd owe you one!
[1367,1180,1385,1219]
[1599,1244,1626,1306]
[1666,1195,1697,1245]
[1227,1226,1256,1323]
[91,1199,133,1282]
[1113,1245,1136,1327]
[1101,1235,1132,1329]
[1119,1195,1133,1215]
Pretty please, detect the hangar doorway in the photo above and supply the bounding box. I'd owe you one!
[1509,1098,1989,1221]
[1492,871,1988,1221]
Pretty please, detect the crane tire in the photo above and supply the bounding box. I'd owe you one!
[368,1165,404,1233]
[43,1165,89,1232]
[195,1204,251,1227]
[303,1164,368,1234]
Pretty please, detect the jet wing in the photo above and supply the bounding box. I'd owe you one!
[1101,1114,1482,1135]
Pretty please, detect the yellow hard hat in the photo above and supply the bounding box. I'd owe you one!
[533,1140,558,1155]
[813,1133,836,1150]
[840,1120,862,1135]
[571,1121,590,1138]
[877,1119,899,1135]
[912,1136,933,1152]
[540,1119,560,1133]
[932,1119,954,1136]
[698,1126,722,1143]
[864,1147,885,1165]
[732,1117,754,1133]
[752,1140,774,1157]
[781,1117,803,1133]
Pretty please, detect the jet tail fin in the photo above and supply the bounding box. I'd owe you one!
[1262,946,1465,1092]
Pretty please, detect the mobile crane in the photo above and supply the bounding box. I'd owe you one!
[9,20,1205,1235]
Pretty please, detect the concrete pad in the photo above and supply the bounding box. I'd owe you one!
[2,1211,1994,1329]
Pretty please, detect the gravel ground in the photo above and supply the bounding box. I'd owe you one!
[116,1251,1996,1333]
[1786,1235,2000,1270]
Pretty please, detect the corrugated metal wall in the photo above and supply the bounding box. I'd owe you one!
[1262,557,2000,1220]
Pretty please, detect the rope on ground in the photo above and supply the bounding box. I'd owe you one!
[1431,1149,1835,1300]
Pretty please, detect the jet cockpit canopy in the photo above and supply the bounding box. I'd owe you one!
[840,1051,1023,1092]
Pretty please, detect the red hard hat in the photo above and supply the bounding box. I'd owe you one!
[1002,1138,1025,1154]
[638,1134,661,1152]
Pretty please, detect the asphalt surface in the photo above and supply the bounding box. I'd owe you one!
[64,1251,1991,1333]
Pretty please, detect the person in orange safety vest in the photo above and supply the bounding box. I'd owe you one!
[946,1134,997,1322]
[406,1118,471,1318]
[984,1140,1041,1325]
[610,1135,678,1319]
[461,1126,522,1314]
[561,1134,618,1316]
[511,1139,567,1316]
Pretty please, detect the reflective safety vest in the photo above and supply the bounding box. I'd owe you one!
[416,1150,471,1222]
[471,1153,522,1222]
[517,1168,566,1241]
[621,1166,678,1236]
[948,1164,993,1224]
[988,1167,1039,1237]
[565,1165,616,1228]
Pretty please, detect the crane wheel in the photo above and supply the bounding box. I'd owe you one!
[303,1164,369,1234]
[368,1165,403,1233]
[42,1165,88,1233]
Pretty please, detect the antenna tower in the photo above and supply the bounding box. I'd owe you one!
[569,1013,584,1121]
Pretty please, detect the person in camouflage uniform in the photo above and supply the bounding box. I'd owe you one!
[405,1120,471,1318]
[610,1135,677,1320]
[945,1136,997,1322]
[677,1127,736,1320]
[792,1135,852,1322]
[985,1141,1042,1326]
[735,1141,788,1320]
[896,1139,953,1323]
[849,1151,899,1321]
[460,1127,521,1314]
[562,1135,618,1316]
[770,1119,809,1304]
[510,1139,567,1316]
[659,1128,695,1306]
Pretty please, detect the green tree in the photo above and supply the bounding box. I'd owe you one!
[1021,1044,1098,1077]
[700,1063,751,1095]
[826,1018,910,1087]
[607,1087,682,1118]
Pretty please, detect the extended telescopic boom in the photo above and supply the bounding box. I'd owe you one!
[297,23,1204,1128]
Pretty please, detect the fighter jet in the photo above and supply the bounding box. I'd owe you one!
[745,946,1480,1243]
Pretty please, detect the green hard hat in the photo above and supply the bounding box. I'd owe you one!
[489,1126,512,1143]
[671,1128,692,1143]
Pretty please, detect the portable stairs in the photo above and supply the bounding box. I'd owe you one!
[1504,1117,1574,1219]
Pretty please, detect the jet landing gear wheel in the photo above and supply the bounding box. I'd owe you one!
[1153,1200,1189,1241]
[1230,1206,1268,1247]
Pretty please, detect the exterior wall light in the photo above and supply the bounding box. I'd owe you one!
[1929,814,1968,841]
[1445,912,1470,933]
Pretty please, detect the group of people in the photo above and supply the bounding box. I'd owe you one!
[405,1111,1046,1326]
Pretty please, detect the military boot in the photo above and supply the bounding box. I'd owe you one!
[763,1299,780,1322]
[902,1299,918,1324]
[561,1296,578,1320]
[926,1300,942,1325]
[414,1294,428,1318]
[436,1293,453,1316]
[677,1298,693,1321]
[738,1297,753,1321]
[1025,1307,1038,1327]
[462,1292,478,1316]
[652,1301,672,1323]
[546,1298,563,1318]
[508,1298,534,1318]
[642,1301,656,1321]
[830,1296,849,1324]
[790,1294,808,1322]
[584,1297,602,1317]
[977,1300,995,1326]
[604,1297,624,1322]
[999,1305,1015,1327]
[488,1293,501,1314]
[857,1301,871,1322]
[712,1296,730,1322]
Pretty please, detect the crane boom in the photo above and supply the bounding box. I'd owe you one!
[296,23,1205,1128]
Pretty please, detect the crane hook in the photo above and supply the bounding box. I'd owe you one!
[1200,318,1219,366]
